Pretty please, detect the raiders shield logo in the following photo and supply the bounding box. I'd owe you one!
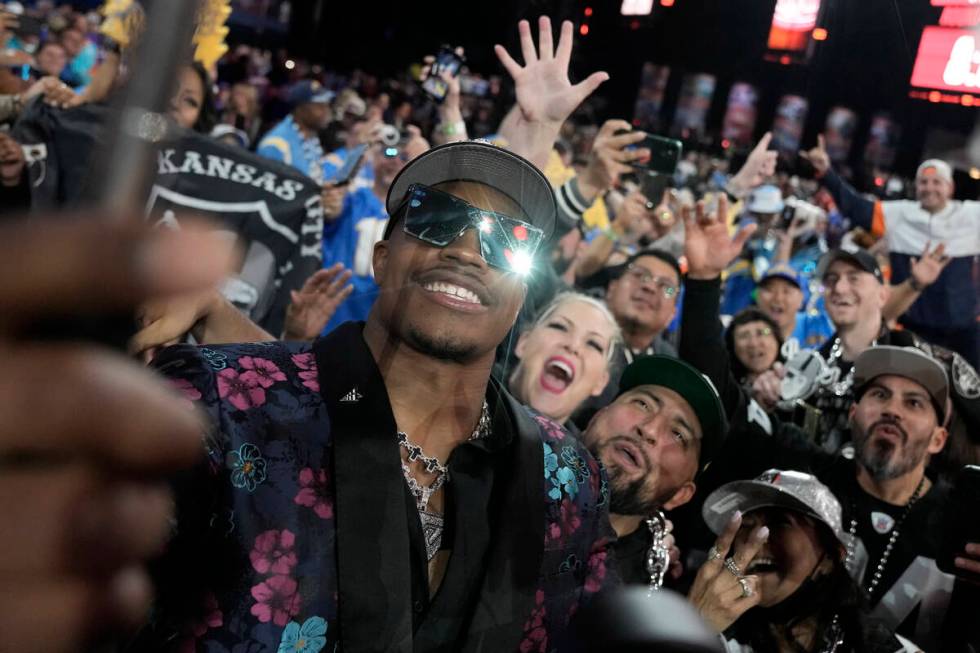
[952,353,980,399]
[871,511,895,534]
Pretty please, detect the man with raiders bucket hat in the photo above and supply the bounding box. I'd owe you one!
[674,197,979,651]
[133,139,620,652]
[694,469,918,652]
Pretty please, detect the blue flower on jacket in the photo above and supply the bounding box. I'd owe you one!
[549,466,579,501]
[544,443,580,500]
[227,443,268,492]
[201,347,229,370]
[277,616,327,653]
[561,447,591,484]
[543,443,559,478]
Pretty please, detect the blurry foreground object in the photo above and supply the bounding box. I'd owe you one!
[12,102,324,336]
[98,0,146,51]
[574,587,722,653]
[192,0,231,71]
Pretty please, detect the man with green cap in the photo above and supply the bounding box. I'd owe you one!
[580,354,727,585]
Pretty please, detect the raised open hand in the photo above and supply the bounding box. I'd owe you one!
[283,263,354,341]
[494,16,608,128]
[909,242,950,288]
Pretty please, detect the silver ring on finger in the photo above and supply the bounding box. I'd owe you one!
[738,577,753,598]
[707,546,723,562]
[724,557,743,577]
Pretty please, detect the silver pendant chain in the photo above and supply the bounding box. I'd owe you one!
[825,336,877,397]
[398,400,491,560]
[845,476,926,598]
[822,614,845,653]
[645,510,670,591]
[825,338,852,396]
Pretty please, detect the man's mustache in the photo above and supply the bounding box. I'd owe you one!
[869,417,908,445]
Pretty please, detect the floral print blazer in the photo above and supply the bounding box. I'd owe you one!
[136,322,617,653]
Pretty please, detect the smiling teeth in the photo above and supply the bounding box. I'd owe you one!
[424,282,480,304]
[747,557,775,572]
[548,360,574,381]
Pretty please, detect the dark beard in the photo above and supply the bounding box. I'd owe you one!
[605,461,661,516]
[405,325,479,363]
[851,418,929,481]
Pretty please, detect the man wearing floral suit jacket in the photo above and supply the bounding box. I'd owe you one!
[134,140,616,653]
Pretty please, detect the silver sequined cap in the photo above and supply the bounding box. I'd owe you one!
[702,469,849,548]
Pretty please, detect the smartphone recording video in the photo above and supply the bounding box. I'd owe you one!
[421,46,464,103]
[938,465,980,584]
[14,14,43,40]
[640,171,670,210]
[328,143,368,186]
[620,131,683,175]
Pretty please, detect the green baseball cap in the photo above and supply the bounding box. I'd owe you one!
[618,355,728,469]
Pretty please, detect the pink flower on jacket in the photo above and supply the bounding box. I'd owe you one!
[547,499,581,542]
[584,549,608,594]
[519,589,548,653]
[291,352,320,392]
[170,377,202,402]
[533,414,565,441]
[250,575,301,626]
[217,367,266,410]
[178,592,223,653]
[239,356,286,389]
[294,467,333,519]
[249,529,298,575]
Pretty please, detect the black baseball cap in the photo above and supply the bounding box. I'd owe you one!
[816,247,883,283]
[618,355,727,469]
[383,140,557,240]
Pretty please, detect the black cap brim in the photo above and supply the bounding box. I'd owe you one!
[383,141,557,240]
[619,355,727,468]
[816,248,882,282]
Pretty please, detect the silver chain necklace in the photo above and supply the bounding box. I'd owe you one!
[644,510,670,591]
[824,334,881,396]
[824,338,848,395]
[844,475,926,598]
[398,400,491,560]
[823,614,845,653]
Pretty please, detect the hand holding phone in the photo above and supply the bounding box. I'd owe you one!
[420,46,465,104]
[577,120,648,198]
[615,128,683,175]
[640,172,671,211]
[328,143,368,186]
[13,14,43,40]
[938,466,980,584]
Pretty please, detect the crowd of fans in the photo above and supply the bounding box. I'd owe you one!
[1,2,979,653]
